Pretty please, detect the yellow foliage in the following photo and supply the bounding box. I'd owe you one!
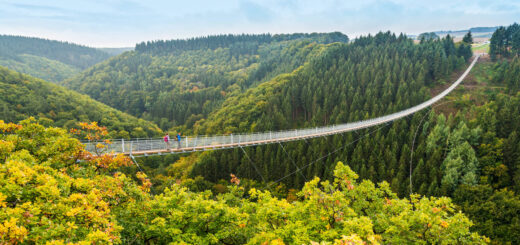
[0,218,28,244]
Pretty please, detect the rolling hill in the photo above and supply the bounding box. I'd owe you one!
[62,32,349,130]
[0,35,112,82]
[0,66,161,138]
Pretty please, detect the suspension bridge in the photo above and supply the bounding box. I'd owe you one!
[85,55,480,157]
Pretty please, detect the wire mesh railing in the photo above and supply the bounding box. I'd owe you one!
[83,55,479,156]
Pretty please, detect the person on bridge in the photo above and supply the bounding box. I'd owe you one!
[177,133,182,149]
[164,133,171,151]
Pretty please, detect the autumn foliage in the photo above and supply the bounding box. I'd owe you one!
[0,120,487,244]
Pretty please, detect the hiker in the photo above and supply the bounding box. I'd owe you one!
[164,133,170,151]
[177,133,182,149]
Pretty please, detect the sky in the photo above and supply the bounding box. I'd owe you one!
[0,0,519,47]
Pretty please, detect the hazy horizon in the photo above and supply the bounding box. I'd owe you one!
[1,0,518,48]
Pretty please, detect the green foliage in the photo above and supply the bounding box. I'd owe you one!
[454,185,520,245]
[0,35,112,82]
[0,66,162,137]
[137,162,487,244]
[196,32,464,134]
[491,58,520,92]
[0,54,79,82]
[489,23,520,60]
[7,29,520,243]
[418,32,439,42]
[1,121,487,244]
[462,31,473,44]
[0,35,111,69]
[64,35,342,130]
[135,33,348,54]
[189,32,467,190]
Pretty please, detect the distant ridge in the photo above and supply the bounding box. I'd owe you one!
[97,47,134,56]
[135,32,349,54]
[0,35,113,82]
[435,26,499,35]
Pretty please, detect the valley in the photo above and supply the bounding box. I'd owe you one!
[1,14,519,244]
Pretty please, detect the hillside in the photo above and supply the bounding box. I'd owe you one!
[0,66,161,138]
[0,35,112,82]
[194,32,470,135]
[62,33,349,130]
[181,32,471,191]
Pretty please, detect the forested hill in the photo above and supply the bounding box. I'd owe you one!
[0,35,112,82]
[135,32,349,54]
[63,32,349,130]
[0,66,161,138]
[194,32,472,134]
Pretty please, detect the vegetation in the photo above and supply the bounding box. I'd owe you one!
[181,32,468,190]
[63,33,349,130]
[0,54,79,82]
[472,43,490,53]
[463,31,473,44]
[0,35,112,82]
[417,32,439,41]
[0,66,161,138]
[135,33,348,54]
[194,32,468,135]
[4,26,520,244]
[489,23,520,60]
[0,120,487,244]
[129,30,520,244]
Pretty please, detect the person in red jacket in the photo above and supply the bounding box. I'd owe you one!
[164,133,170,151]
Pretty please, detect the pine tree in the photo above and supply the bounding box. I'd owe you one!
[462,31,473,44]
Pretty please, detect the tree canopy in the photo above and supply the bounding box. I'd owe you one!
[0,35,112,82]
[0,120,487,244]
[0,66,162,138]
[489,23,520,60]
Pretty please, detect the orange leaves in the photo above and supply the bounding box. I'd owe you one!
[230,173,240,185]
[384,198,392,206]
[71,121,109,146]
[0,120,22,133]
[76,122,108,139]
[87,153,131,171]
[344,178,355,191]
[136,172,152,193]
[440,220,449,228]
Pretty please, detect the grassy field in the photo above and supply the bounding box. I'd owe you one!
[472,43,490,54]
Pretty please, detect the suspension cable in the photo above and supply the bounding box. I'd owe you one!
[278,142,308,182]
[240,146,272,191]
[267,121,393,188]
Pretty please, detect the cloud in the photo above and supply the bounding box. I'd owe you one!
[239,1,273,23]
[0,0,518,47]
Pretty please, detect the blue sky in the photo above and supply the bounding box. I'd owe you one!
[1,0,519,47]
